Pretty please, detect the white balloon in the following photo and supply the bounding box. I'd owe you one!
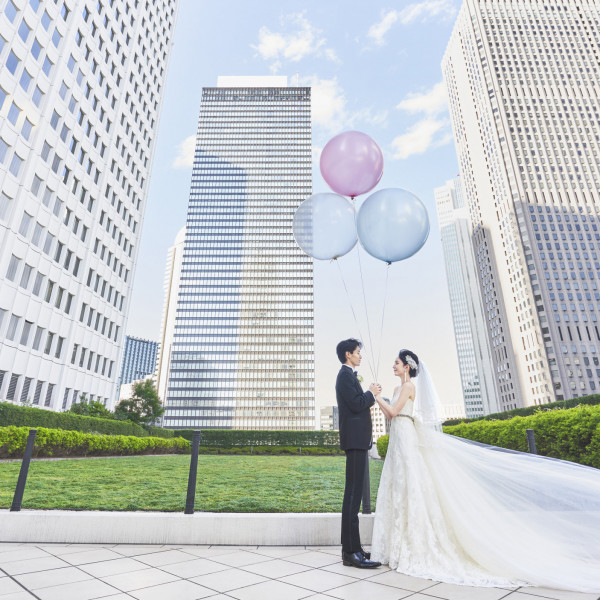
[293,193,357,260]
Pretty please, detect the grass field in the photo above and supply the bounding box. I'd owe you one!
[0,455,383,512]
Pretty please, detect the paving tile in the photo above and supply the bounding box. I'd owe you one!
[208,551,273,568]
[0,593,36,600]
[14,566,93,590]
[321,562,391,579]
[160,558,231,578]
[516,589,600,600]
[283,551,340,568]
[280,569,359,592]
[425,582,518,600]
[104,546,163,558]
[91,596,132,600]
[100,568,179,592]
[0,578,25,596]
[179,546,241,559]
[250,547,309,559]
[60,549,125,566]
[325,579,413,600]
[34,578,121,600]
[77,557,150,577]
[226,579,311,600]
[1,556,71,576]
[45,545,114,557]
[135,549,198,567]
[128,579,215,600]
[241,558,313,578]
[311,546,341,556]
[367,569,440,592]
[0,548,52,563]
[190,567,268,592]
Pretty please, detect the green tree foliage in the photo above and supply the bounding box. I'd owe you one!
[114,379,164,426]
[68,398,115,420]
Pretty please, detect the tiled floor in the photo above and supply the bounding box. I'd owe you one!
[0,543,597,600]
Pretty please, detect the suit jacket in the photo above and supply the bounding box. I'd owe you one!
[335,365,375,450]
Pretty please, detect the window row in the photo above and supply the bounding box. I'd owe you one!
[78,301,120,342]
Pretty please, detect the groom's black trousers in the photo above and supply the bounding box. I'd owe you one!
[341,449,367,554]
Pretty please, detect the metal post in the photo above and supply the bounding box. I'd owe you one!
[526,429,537,454]
[361,458,371,514]
[184,431,201,514]
[11,429,37,512]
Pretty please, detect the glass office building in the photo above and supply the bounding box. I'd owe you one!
[163,76,314,430]
[119,335,158,385]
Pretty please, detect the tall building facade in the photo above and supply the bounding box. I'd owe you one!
[443,0,600,408]
[162,76,314,430]
[119,335,157,386]
[0,0,178,410]
[156,226,185,405]
[435,177,500,417]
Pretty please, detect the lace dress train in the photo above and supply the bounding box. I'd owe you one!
[371,398,600,591]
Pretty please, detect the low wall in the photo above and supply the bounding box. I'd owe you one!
[0,510,374,546]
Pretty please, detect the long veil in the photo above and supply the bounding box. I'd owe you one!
[411,367,600,591]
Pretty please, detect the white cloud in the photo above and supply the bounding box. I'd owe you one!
[391,82,452,159]
[253,13,339,72]
[173,135,196,168]
[391,118,449,159]
[396,81,448,116]
[367,10,399,46]
[303,76,389,135]
[366,1,458,46]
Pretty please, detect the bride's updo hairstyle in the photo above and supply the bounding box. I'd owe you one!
[398,349,419,378]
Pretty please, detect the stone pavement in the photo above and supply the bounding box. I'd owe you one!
[0,543,597,600]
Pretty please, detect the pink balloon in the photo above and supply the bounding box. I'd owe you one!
[320,131,384,198]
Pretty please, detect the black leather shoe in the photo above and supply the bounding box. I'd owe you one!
[359,548,371,560]
[342,551,381,568]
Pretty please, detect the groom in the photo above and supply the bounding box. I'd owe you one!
[335,338,381,569]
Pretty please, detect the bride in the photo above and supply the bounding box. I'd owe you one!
[371,349,600,592]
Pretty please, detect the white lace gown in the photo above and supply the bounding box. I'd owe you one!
[371,393,600,591]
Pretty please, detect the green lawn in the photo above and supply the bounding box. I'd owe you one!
[0,455,383,512]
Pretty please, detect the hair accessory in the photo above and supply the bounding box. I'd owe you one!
[405,355,417,371]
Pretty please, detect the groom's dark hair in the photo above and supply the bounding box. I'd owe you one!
[336,338,362,363]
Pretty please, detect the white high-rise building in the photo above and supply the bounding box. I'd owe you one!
[155,226,185,406]
[162,76,314,430]
[0,0,178,410]
[443,0,600,408]
[435,177,500,417]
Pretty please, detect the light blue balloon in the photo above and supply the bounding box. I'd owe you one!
[293,193,357,260]
[357,188,430,263]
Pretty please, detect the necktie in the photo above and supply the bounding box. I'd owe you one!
[354,371,358,378]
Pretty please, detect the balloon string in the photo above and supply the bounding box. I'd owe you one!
[355,243,377,383]
[335,259,376,382]
[376,263,391,380]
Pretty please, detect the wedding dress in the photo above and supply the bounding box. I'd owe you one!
[371,363,600,592]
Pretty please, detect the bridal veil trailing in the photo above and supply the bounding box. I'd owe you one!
[371,361,600,591]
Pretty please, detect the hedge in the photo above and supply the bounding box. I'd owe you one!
[0,402,174,438]
[0,426,189,459]
[376,435,389,458]
[443,394,600,426]
[170,429,340,448]
[444,405,600,467]
[195,446,344,456]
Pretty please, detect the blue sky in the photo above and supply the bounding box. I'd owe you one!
[127,0,466,411]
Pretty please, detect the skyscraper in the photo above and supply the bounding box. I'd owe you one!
[119,335,158,386]
[155,226,185,406]
[443,0,600,408]
[0,0,178,410]
[435,177,500,417]
[162,76,314,430]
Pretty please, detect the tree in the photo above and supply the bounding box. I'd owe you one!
[68,395,115,420]
[114,379,164,425]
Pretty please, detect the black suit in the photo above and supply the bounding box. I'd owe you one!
[335,365,375,554]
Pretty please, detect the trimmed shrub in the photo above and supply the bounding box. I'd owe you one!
[195,445,344,456]
[170,429,340,448]
[376,435,389,459]
[0,402,148,437]
[443,394,600,426]
[444,405,600,467]
[144,425,174,439]
[0,426,189,459]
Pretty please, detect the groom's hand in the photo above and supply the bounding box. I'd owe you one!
[369,383,381,396]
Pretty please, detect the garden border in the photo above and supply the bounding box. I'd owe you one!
[0,510,374,545]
